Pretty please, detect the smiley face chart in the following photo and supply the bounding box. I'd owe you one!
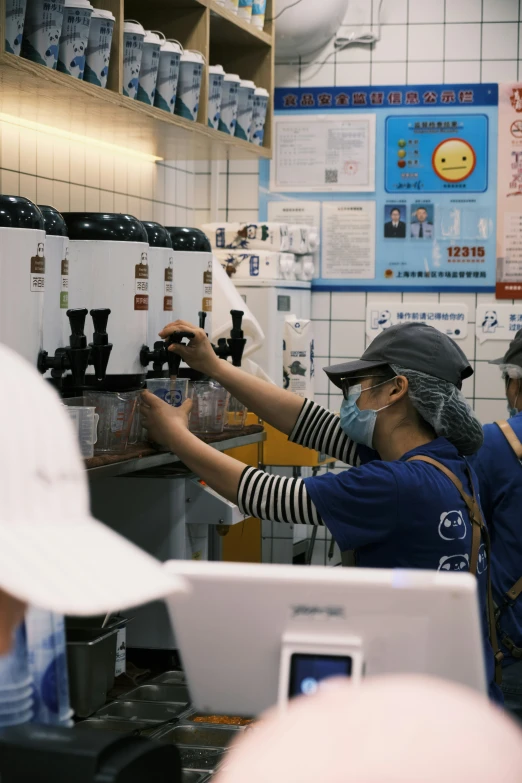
[262,83,498,292]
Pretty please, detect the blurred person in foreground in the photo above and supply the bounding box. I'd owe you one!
[215,676,522,783]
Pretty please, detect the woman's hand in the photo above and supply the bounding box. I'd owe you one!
[159,320,221,377]
[140,390,192,449]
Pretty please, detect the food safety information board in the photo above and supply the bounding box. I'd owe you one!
[496,83,522,299]
[259,84,498,292]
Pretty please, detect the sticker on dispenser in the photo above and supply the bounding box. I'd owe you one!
[165,261,173,298]
[61,257,69,276]
[164,296,173,311]
[60,292,69,309]
[202,297,212,312]
[30,244,46,292]
[134,295,149,311]
[203,270,212,285]
[135,257,149,279]
[135,279,149,295]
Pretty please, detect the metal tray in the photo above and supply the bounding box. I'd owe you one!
[150,671,187,686]
[119,684,190,704]
[156,724,239,749]
[74,717,157,736]
[97,700,187,723]
[178,747,224,773]
[183,772,209,783]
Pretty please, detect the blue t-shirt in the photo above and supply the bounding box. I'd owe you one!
[469,412,522,665]
[304,437,501,703]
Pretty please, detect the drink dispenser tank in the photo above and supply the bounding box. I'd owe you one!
[0,195,46,366]
[166,226,213,337]
[62,213,149,390]
[142,221,174,349]
[38,205,70,378]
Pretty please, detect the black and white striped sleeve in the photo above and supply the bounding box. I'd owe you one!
[289,399,361,466]
[238,467,323,526]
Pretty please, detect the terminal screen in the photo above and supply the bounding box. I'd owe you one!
[288,653,352,698]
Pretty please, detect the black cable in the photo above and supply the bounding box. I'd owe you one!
[266,0,304,24]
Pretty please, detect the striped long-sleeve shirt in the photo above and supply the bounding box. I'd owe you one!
[237,400,369,525]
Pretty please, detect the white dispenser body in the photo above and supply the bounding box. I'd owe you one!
[147,245,175,346]
[0,226,46,366]
[67,239,149,376]
[171,250,213,336]
[42,235,70,367]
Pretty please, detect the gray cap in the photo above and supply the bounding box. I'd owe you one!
[489,328,522,368]
[325,322,473,390]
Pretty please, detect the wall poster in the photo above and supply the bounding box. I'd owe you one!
[496,83,522,299]
[260,84,499,292]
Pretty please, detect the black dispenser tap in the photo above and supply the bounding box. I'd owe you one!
[214,310,247,368]
[89,308,113,382]
[199,311,208,334]
[37,308,92,388]
[141,331,195,376]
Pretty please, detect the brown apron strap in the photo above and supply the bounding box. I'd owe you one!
[408,454,504,683]
[506,576,522,603]
[495,420,522,459]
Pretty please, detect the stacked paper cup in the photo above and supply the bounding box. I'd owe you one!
[26,607,73,727]
[0,623,34,728]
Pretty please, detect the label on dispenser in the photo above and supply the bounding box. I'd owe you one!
[30,244,46,292]
[164,262,173,309]
[135,259,149,308]
[61,256,69,308]
[60,292,69,309]
[202,297,212,312]
[61,258,69,276]
[164,296,173,311]
[202,265,212,312]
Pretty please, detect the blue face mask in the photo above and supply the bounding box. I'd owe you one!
[339,381,392,448]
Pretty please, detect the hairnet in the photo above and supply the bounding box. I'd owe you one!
[390,364,483,455]
[500,363,522,381]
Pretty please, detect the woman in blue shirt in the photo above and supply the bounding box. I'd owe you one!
[469,329,522,720]
[141,321,502,702]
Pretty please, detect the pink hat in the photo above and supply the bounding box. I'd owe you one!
[215,675,522,783]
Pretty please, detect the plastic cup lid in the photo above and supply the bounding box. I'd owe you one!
[240,79,256,89]
[224,72,241,83]
[92,8,115,20]
[160,39,183,53]
[64,0,93,8]
[124,20,145,35]
[254,87,269,97]
[209,64,225,75]
[144,30,162,44]
[181,50,205,64]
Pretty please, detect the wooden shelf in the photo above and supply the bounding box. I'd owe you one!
[0,52,271,160]
[0,0,274,159]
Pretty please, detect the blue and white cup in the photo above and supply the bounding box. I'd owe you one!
[137,29,161,105]
[22,0,65,69]
[122,19,145,99]
[5,0,27,55]
[146,378,190,407]
[26,608,72,725]
[235,79,255,141]
[251,0,266,28]
[250,86,269,145]
[238,0,253,20]
[175,49,204,121]
[57,0,92,79]
[218,72,240,135]
[207,64,225,129]
[84,7,115,88]
[0,623,34,728]
[154,38,182,113]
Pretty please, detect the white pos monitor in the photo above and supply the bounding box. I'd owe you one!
[164,561,487,717]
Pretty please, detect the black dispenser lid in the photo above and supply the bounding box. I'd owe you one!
[38,204,68,237]
[142,221,173,248]
[166,226,211,252]
[0,195,44,230]
[62,213,148,242]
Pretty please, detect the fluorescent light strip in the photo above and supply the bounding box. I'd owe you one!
[0,113,162,163]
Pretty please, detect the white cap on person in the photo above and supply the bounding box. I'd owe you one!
[0,343,186,614]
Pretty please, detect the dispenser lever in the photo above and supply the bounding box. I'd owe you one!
[90,308,111,343]
[166,330,195,347]
[198,311,207,331]
[66,308,88,348]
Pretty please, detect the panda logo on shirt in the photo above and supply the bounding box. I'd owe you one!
[438,510,466,541]
[438,553,469,572]
[477,543,487,575]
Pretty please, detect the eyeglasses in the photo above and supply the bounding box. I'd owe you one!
[340,375,391,400]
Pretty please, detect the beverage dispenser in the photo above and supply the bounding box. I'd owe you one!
[62,213,149,391]
[139,221,175,377]
[38,205,69,379]
[166,226,213,338]
[0,196,46,365]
